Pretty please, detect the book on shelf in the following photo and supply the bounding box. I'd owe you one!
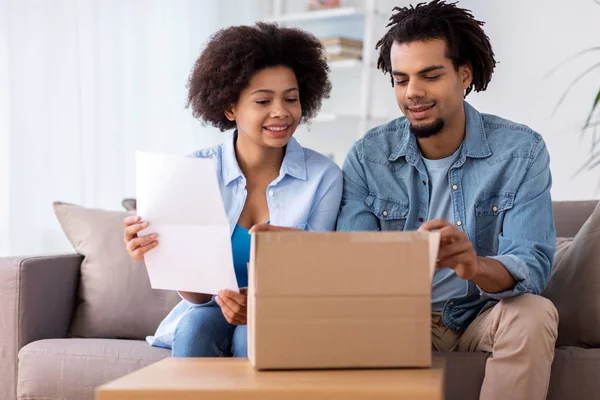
[321,37,363,61]
[327,53,361,62]
[320,37,363,48]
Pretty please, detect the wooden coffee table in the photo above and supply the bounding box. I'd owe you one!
[96,358,444,400]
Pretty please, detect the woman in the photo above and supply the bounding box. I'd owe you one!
[123,22,342,358]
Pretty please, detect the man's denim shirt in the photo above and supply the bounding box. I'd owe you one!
[336,102,556,332]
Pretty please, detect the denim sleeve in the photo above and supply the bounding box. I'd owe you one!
[483,139,556,300]
[306,168,343,232]
[336,142,380,231]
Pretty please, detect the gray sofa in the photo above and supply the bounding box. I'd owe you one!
[1,200,598,400]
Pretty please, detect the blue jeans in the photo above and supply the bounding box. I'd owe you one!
[171,300,247,358]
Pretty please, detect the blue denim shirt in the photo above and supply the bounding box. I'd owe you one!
[336,102,556,332]
[147,131,343,348]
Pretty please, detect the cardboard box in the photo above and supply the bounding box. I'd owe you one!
[248,231,439,370]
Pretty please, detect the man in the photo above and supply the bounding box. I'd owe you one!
[335,1,557,399]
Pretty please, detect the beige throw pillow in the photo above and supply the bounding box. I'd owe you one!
[54,202,181,339]
[543,202,600,347]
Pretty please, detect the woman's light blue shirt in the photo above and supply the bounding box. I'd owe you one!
[147,131,343,348]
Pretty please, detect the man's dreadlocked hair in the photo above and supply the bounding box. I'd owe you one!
[376,0,496,96]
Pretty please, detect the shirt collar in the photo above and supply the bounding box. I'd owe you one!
[389,101,492,163]
[279,135,307,181]
[222,131,307,186]
[222,131,244,186]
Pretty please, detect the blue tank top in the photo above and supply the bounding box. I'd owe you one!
[231,224,251,288]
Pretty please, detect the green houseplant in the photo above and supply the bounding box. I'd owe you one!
[546,0,600,177]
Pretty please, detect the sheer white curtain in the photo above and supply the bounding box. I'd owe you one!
[1,0,270,256]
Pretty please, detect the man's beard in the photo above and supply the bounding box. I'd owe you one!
[409,118,445,139]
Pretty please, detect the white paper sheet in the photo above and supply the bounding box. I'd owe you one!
[136,151,239,294]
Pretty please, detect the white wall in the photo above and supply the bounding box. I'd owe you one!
[301,0,600,201]
[0,0,10,256]
[287,0,600,203]
[1,0,272,257]
[3,0,599,256]
[459,0,600,201]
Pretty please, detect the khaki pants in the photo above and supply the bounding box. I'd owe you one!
[432,294,558,400]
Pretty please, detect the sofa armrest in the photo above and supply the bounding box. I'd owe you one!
[0,254,82,400]
[1,254,82,348]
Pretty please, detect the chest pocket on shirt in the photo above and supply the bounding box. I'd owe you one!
[474,192,515,255]
[365,195,409,231]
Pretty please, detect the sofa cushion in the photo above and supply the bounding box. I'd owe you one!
[553,237,573,266]
[547,347,600,400]
[17,338,170,400]
[543,201,600,347]
[434,348,600,400]
[553,200,599,237]
[54,202,181,339]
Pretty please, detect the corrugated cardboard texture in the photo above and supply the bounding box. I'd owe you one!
[250,231,438,297]
[249,231,439,370]
[252,297,431,369]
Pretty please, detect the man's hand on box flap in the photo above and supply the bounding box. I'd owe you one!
[248,224,301,234]
[418,218,517,294]
[418,218,479,280]
[216,288,248,325]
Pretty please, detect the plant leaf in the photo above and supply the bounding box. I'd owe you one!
[583,88,600,129]
[552,62,600,117]
[572,151,600,177]
[544,46,600,79]
[587,157,600,171]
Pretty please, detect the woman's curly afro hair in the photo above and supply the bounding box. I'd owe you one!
[187,22,332,131]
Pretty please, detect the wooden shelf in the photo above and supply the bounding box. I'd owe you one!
[265,7,363,23]
[267,0,379,139]
[328,59,362,70]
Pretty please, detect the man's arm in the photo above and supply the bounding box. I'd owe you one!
[420,219,515,293]
[420,139,555,297]
[473,257,516,294]
[483,139,556,299]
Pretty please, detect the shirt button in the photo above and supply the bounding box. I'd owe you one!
[456,220,462,226]
[492,206,498,212]
[422,180,427,185]
[418,217,424,222]
[383,211,388,217]
[268,190,274,197]
[452,184,458,190]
